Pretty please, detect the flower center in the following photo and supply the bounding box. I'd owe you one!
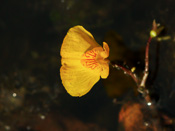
[81,49,99,70]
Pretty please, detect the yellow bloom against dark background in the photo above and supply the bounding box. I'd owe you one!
[60,26,110,97]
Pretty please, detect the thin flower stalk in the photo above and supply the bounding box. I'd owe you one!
[111,62,139,86]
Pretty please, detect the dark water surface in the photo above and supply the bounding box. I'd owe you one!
[0,0,175,130]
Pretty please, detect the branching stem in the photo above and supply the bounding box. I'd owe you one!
[111,63,139,86]
[140,37,152,88]
[111,20,159,98]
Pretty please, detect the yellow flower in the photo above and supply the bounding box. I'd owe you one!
[60,25,110,97]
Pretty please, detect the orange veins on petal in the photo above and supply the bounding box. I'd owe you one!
[81,49,99,70]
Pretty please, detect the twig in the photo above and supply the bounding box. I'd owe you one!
[140,37,152,88]
[111,62,139,86]
[138,20,164,96]
[110,20,164,99]
[137,21,158,107]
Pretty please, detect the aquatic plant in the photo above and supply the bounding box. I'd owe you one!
[60,20,174,130]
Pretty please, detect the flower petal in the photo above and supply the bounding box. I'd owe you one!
[60,26,110,97]
[100,62,109,79]
[61,26,100,60]
[100,42,110,58]
[60,63,100,97]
